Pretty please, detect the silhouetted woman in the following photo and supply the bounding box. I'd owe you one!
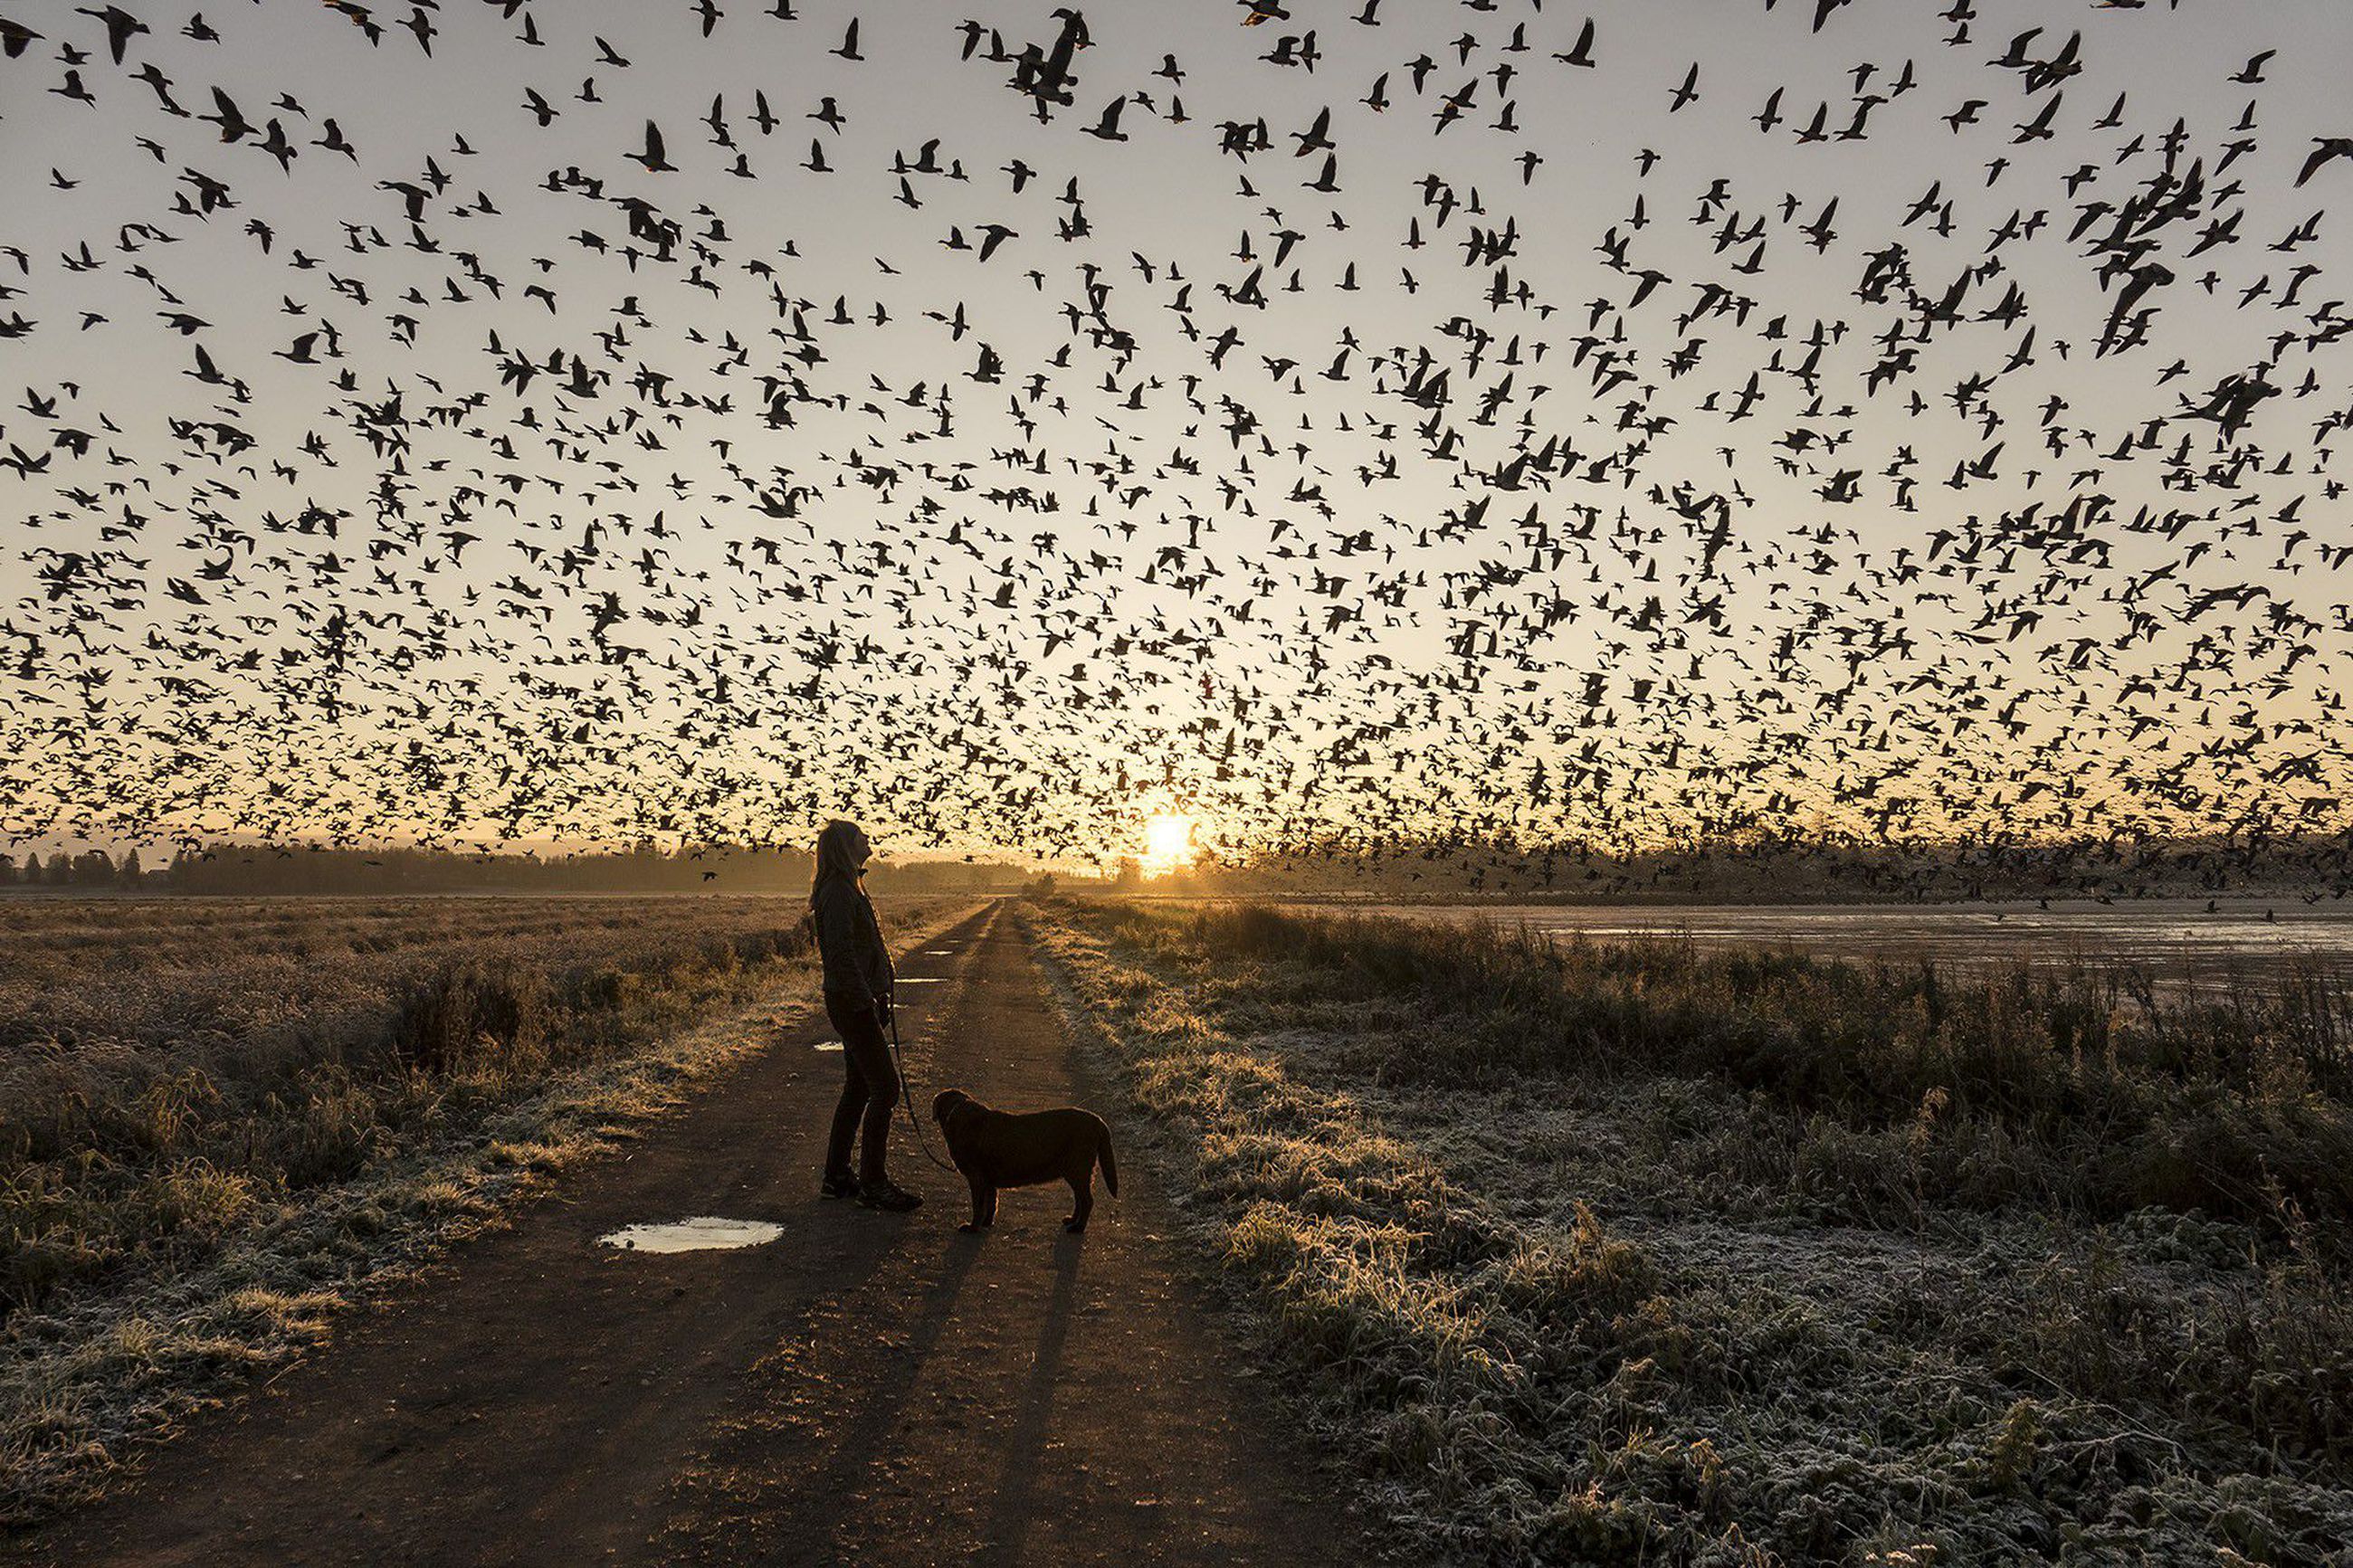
[810,820,921,1212]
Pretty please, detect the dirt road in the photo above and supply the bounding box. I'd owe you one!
[15,904,1375,1567]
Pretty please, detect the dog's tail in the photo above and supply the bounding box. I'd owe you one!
[1097,1121,1119,1199]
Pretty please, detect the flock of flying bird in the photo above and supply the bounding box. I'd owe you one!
[0,0,2348,870]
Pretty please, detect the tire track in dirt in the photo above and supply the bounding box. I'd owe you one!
[14,903,1377,1567]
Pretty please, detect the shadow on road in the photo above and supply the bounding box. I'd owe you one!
[804,1231,985,1559]
[976,1238,1083,1567]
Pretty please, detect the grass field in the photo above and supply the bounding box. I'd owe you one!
[1028,898,2353,1565]
[0,894,965,1523]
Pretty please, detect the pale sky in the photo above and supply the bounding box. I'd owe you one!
[1,0,2348,865]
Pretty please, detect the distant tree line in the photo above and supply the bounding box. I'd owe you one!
[1086,828,2353,904]
[0,849,148,889]
[7,829,2348,902]
[0,841,1034,896]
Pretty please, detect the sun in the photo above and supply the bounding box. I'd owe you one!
[1142,813,1194,875]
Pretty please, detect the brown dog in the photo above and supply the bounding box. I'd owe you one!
[930,1087,1119,1234]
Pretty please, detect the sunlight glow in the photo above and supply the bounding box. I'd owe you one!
[1142,813,1195,876]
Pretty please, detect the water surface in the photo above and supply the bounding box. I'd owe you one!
[598,1217,785,1252]
[1343,898,2353,993]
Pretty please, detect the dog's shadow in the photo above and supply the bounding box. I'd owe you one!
[976,1240,1084,1566]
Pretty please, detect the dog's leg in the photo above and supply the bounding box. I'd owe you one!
[1062,1171,1092,1234]
[960,1176,995,1233]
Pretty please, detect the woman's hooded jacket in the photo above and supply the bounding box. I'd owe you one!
[810,820,893,1010]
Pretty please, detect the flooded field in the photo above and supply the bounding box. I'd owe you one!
[1339,898,2353,993]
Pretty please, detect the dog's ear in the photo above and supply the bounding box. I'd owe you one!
[929,1087,961,1123]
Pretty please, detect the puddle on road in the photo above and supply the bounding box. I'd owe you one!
[598,1216,785,1253]
[924,948,954,955]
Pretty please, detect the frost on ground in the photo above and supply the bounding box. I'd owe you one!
[0,897,973,1523]
[1024,898,2353,1567]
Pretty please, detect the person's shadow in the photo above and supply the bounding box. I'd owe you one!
[976,1236,1084,1566]
[803,1231,983,1523]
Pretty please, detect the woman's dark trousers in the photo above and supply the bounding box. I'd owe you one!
[824,992,897,1185]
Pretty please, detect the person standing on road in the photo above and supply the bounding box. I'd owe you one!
[811,819,922,1212]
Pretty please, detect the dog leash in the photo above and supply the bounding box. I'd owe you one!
[886,993,960,1174]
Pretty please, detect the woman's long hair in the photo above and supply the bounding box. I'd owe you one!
[810,819,866,908]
